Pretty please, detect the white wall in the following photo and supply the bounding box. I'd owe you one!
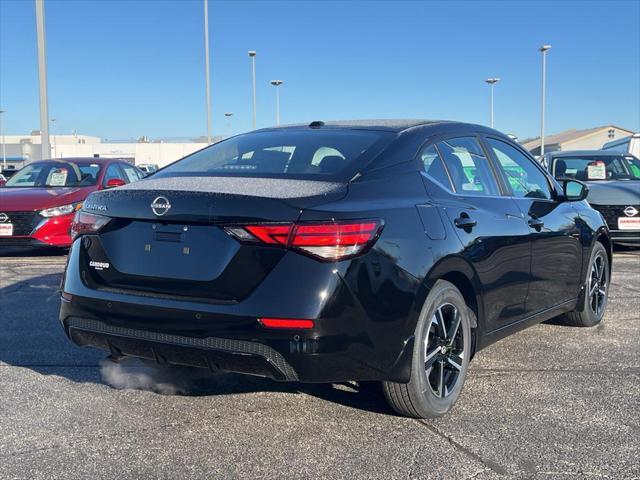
[2,142,207,168]
[1,135,207,168]
[58,142,208,167]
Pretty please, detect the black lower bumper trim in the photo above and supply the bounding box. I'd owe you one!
[0,238,52,248]
[610,232,640,245]
[65,317,299,381]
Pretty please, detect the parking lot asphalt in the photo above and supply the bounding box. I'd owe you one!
[0,250,638,480]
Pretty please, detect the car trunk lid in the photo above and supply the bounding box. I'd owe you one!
[80,176,347,302]
[85,176,348,222]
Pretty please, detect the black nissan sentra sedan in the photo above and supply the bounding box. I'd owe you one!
[60,120,611,418]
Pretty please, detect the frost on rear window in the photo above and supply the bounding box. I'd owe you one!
[155,129,394,181]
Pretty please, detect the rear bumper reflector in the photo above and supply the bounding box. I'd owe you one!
[258,318,315,329]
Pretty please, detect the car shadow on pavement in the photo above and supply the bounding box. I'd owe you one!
[0,271,392,416]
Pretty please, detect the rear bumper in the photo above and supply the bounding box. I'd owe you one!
[60,298,414,383]
[59,241,416,383]
[65,316,300,381]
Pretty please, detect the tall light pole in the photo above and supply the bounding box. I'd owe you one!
[270,80,283,126]
[50,118,57,158]
[539,44,552,157]
[224,112,233,137]
[0,109,6,169]
[203,0,212,145]
[248,51,257,129]
[484,77,500,128]
[35,0,51,160]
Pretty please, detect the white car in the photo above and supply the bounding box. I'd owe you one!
[137,164,159,175]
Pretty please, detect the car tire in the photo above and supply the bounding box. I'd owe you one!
[382,280,472,418]
[562,241,609,327]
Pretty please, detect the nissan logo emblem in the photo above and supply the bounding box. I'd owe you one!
[150,196,171,216]
[0,213,8,223]
[624,206,638,217]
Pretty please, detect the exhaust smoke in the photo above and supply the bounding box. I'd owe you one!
[99,356,219,395]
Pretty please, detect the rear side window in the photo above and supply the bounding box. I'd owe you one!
[487,138,552,199]
[103,164,126,184]
[420,145,453,191]
[121,164,143,183]
[155,130,395,181]
[437,137,500,196]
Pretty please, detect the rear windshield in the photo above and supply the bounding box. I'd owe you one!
[155,129,395,181]
[4,161,102,188]
[551,155,640,181]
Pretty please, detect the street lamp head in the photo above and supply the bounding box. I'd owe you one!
[224,112,233,117]
[539,44,552,52]
[485,77,500,85]
[270,80,283,86]
[248,50,257,57]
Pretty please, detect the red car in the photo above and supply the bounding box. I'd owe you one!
[0,158,144,249]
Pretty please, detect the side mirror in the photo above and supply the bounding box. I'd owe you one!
[105,178,126,189]
[561,178,589,202]
[0,180,6,188]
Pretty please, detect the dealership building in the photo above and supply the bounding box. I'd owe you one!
[523,125,635,156]
[0,131,215,170]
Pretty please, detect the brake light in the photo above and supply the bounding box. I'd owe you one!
[258,318,315,329]
[70,211,111,240]
[244,224,293,245]
[225,220,383,261]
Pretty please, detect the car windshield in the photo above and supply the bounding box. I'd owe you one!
[4,161,102,188]
[155,129,395,181]
[551,155,640,181]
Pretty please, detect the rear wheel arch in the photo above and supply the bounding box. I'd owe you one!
[563,240,610,327]
[582,228,612,287]
[595,231,612,269]
[413,256,483,355]
[383,279,473,417]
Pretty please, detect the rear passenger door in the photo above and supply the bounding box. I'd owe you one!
[420,136,531,331]
[483,136,583,313]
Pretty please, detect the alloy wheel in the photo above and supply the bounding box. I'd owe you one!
[588,252,607,318]
[424,303,465,398]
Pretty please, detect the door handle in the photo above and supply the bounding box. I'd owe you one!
[454,213,477,230]
[528,217,544,230]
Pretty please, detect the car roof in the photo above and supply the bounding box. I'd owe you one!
[255,119,456,133]
[253,119,510,139]
[37,157,128,164]
[547,150,631,158]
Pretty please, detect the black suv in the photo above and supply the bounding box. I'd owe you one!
[60,120,611,418]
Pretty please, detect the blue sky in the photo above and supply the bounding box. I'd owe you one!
[1,0,639,140]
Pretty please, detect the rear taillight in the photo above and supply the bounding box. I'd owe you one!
[70,211,111,240]
[225,219,383,261]
[244,224,293,245]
